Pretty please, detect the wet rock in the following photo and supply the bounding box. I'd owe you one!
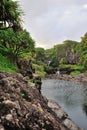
[48,100,83,130]
[48,100,68,120]
[63,119,84,130]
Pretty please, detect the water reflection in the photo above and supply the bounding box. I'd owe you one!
[42,79,87,130]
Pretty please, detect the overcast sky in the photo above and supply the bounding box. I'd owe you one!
[18,0,87,49]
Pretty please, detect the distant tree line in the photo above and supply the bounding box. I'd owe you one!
[35,34,87,68]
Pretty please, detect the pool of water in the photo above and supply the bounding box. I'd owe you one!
[41,79,87,130]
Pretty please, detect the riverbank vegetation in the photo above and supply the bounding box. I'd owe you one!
[0,0,87,78]
[0,1,85,130]
[0,53,17,72]
[35,37,87,75]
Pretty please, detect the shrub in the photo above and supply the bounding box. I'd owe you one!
[70,71,80,75]
[33,64,46,77]
[0,54,17,72]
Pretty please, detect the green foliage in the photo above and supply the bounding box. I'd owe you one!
[44,66,53,74]
[0,0,23,30]
[45,40,79,67]
[50,59,59,68]
[79,55,87,67]
[45,48,59,67]
[70,71,80,75]
[53,40,78,58]
[33,79,39,85]
[60,57,68,64]
[33,59,45,66]
[53,44,65,57]
[0,28,35,63]
[21,93,25,97]
[45,48,56,60]
[20,51,35,59]
[33,63,46,77]
[34,33,87,74]
[60,64,85,70]
[0,0,36,75]
[74,65,85,70]
[0,0,35,64]
[63,40,79,52]
[76,33,87,67]
[0,53,17,72]
[35,47,45,61]
[85,70,87,74]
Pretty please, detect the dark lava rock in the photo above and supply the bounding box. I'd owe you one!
[0,71,69,130]
[17,59,34,79]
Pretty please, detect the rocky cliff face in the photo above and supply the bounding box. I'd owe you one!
[0,71,83,130]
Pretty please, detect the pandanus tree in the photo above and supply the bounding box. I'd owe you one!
[0,0,23,31]
[0,29,35,63]
[0,0,35,63]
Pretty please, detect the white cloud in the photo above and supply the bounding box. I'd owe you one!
[64,11,72,15]
[18,0,87,49]
[83,4,87,9]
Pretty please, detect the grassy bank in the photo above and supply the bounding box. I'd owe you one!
[0,54,17,73]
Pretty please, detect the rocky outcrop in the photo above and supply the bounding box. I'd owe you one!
[0,71,66,130]
[17,58,35,79]
[32,73,42,93]
[65,49,80,64]
[0,71,83,130]
[48,100,83,130]
[17,58,42,92]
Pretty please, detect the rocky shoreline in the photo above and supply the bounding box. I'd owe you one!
[46,73,87,83]
[48,100,84,130]
[0,71,83,130]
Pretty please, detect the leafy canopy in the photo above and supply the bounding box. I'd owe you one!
[0,28,35,62]
[0,0,35,63]
[0,0,23,31]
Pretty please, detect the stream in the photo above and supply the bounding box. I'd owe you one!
[41,79,87,130]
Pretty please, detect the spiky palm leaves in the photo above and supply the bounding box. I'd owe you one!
[0,0,23,31]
